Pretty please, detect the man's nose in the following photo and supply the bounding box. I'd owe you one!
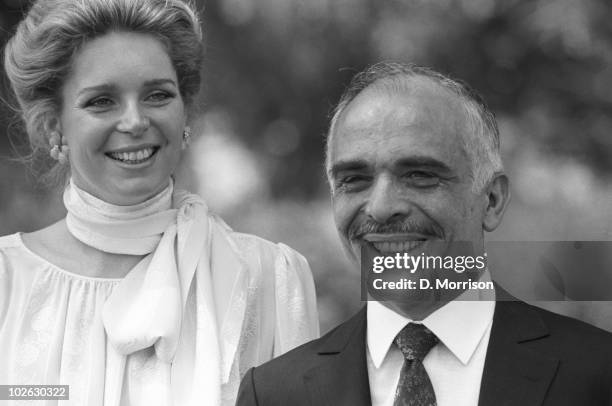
[116,102,150,136]
[365,175,411,224]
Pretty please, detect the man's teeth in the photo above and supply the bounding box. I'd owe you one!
[109,147,155,163]
[372,240,425,253]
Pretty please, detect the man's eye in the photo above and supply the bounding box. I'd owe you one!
[343,175,363,183]
[341,175,368,184]
[404,171,440,187]
[335,175,370,191]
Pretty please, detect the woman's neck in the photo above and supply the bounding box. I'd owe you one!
[23,219,144,279]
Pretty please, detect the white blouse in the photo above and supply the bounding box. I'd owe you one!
[0,232,319,406]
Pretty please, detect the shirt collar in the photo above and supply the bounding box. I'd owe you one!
[367,271,495,367]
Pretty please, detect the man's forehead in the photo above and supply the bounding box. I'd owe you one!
[326,79,471,177]
[334,82,463,142]
[330,132,460,170]
[339,78,463,130]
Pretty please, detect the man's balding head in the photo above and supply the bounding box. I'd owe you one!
[326,63,503,192]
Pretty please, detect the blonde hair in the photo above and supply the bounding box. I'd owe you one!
[4,0,204,185]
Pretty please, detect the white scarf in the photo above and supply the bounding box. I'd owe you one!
[64,179,248,406]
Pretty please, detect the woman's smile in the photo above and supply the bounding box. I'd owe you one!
[105,145,161,166]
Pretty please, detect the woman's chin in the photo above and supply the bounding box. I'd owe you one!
[105,179,171,206]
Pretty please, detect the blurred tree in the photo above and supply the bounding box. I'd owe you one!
[2,0,612,331]
[2,0,612,200]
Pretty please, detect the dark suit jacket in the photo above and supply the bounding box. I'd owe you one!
[236,300,612,406]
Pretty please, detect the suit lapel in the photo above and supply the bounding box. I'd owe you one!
[302,298,560,406]
[304,307,371,406]
[478,300,559,406]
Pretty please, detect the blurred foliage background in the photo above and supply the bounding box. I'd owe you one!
[1,0,612,333]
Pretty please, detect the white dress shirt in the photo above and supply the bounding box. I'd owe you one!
[367,272,496,406]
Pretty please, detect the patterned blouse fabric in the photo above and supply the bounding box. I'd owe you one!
[0,232,319,406]
[393,324,439,406]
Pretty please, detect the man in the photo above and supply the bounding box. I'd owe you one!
[236,63,612,406]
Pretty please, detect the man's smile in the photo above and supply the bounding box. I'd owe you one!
[361,233,428,254]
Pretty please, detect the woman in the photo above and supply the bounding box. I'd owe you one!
[0,0,319,404]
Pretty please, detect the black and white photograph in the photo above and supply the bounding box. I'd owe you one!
[0,0,611,405]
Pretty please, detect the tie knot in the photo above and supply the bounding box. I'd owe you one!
[394,323,438,361]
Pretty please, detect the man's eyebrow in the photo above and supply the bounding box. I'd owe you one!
[328,159,369,178]
[329,157,453,176]
[395,157,453,172]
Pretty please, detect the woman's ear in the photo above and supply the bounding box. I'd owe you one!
[482,173,511,232]
[45,116,61,134]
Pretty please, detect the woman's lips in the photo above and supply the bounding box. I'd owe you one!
[106,146,160,164]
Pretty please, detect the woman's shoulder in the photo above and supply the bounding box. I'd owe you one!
[227,231,308,269]
[0,233,25,253]
[0,232,52,271]
[225,229,316,298]
[223,231,320,347]
[0,233,39,276]
[0,232,21,246]
[228,231,284,252]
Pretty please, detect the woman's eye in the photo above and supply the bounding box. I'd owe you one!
[86,97,114,109]
[146,91,174,103]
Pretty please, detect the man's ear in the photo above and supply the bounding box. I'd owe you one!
[482,173,510,232]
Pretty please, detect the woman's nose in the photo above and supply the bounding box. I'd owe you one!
[116,102,150,136]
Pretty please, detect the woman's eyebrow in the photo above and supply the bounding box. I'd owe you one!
[77,83,115,96]
[143,78,178,87]
[77,78,177,96]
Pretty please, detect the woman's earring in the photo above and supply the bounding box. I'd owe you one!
[49,131,69,164]
[182,126,192,149]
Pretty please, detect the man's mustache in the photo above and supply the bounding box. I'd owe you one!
[348,218,444,241]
